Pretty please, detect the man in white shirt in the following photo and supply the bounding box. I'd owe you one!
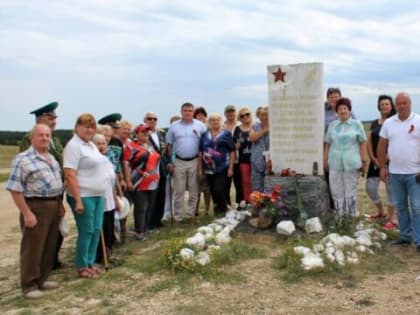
[378,92,420,252]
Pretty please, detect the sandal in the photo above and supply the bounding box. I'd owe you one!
[89,265,102,275]
[78,268,94,279]
[384,221,397,230]
[366,213,386,220]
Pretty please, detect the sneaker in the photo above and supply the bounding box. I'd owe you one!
[24,289,44,299]
[391,239,411,246]
[135,233,147,241]
[383,221,397,230]
[41,281,59,290]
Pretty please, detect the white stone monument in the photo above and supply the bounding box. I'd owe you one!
[267,62,324,175]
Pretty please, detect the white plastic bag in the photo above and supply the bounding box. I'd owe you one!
[59,217,69,237]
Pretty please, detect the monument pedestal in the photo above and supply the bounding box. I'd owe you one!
[264,175,330,226]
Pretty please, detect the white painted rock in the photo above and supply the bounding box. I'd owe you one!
[294,246,312,256]
[305,217,323,234]
[208,223,223,233]
[325,246,335,255]
[335,249,345,266]
[215,229,231,245]
[195,251,211,266]
[197,226,214,240]
[342,235,356,247]
[276,220,295,235]
[326,253,335,262]
[235,210,251,222]
[356,235,372,247]
[225,210,237,220]
[301,253,324,270]
[180,248,195,260]
[355,245,367,253]
[185,233,206,250]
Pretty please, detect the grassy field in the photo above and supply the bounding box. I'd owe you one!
[1,145,415,314]
[1,209,416,314]
[0,145,19,173]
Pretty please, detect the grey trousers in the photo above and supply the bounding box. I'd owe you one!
[329,169,359,217]
[173,158,199,221]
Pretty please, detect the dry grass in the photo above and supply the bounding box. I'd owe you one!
[1,152,419,314]
[0,145,18,169]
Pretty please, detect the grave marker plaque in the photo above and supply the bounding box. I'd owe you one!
[267,62,324,175]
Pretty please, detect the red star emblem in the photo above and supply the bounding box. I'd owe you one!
[272,67,286,82]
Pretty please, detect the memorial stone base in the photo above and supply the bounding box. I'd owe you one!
[264,175,331,226]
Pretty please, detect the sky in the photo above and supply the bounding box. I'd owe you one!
[1,0,420,131]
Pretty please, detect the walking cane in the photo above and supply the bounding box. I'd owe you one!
[100,230,109,271]
[169,174,174,226]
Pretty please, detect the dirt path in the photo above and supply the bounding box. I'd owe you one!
[0,182,20,268]
[1,182,420,314]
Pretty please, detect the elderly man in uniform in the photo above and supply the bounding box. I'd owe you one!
[7,124,64,299]
[19,101,65,269]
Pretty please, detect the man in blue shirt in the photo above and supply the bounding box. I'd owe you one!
[166,103,207,223]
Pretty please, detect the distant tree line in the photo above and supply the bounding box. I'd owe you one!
[0,120,373,146]
[0,130,73,146]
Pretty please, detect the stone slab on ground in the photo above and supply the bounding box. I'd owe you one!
[264,175,330,225]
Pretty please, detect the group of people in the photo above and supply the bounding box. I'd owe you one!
[7,88,420,299]
[323,89,420,254]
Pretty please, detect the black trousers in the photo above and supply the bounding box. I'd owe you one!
[224,163,243,205]
[324,170,335,209]
[207,169,228,214]
[133,190,157,234]
[96,210,115,262]
[149,175,166,229]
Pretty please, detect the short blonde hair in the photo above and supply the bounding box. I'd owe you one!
[208,113,222,122]
[75,113,96,129]
[92,133,106,144]
[119,119,133,130]
[97,124,112,134]
[237,106,252,121]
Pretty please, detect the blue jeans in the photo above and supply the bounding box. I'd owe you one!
[389,173,420,245]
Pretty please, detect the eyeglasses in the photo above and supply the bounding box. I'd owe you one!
[240,113,250,118]
[146,117,157,121]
